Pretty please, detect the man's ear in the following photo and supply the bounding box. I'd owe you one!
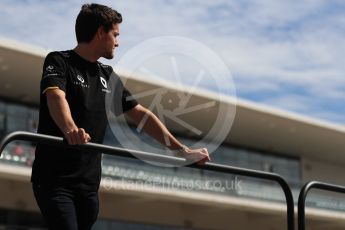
[96,26,105,40]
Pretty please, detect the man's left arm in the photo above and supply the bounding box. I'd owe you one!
[125,104,210,165]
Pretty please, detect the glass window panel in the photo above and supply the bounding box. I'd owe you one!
[0,114,4,131]
[7,116,27,132]
[103,121,301,188]
[7,104,28,117]
[27,108,39,133]
[28,108,39,121]
[0,100,5,111]
[0,101,5,131]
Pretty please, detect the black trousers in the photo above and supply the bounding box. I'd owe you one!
[32,184,99,230]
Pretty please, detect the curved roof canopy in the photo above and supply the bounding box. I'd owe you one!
[1,38,345,164]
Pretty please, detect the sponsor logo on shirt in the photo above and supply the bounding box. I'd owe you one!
[100,77,107,88]
[100,63,111,68]
[46,65,54,72]
[77,75,85,83]
[100,77,111,93]
[43,65,60,78]
[72,74,89,88]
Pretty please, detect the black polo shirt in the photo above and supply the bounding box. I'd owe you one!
[31,50,138,191]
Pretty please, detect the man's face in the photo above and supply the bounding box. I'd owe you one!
[99,23,120,59]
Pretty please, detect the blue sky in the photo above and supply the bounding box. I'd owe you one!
[1,0,345,124]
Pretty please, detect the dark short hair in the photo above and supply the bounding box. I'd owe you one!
[75,3,122,43]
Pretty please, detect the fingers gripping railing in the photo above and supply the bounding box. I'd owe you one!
[0,131,295,230]
[298,181,345,230]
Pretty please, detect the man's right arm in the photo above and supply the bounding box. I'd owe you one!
[45,88,90,145]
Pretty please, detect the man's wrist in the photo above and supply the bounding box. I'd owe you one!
[63,124,78,135]
[171,144,189,156]
[179,144,189,152]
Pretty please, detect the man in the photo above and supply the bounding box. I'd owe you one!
[31,3,210,230]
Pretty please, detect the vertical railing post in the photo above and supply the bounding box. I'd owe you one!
[298,181,345,230]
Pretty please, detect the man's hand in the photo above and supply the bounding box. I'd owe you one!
[64,128,91,145]
[177,147,211,165]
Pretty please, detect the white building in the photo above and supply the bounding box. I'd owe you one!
[0,38,345,230]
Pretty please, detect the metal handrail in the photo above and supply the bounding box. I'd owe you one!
[0,131,295,230]
[298,181,345,230]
